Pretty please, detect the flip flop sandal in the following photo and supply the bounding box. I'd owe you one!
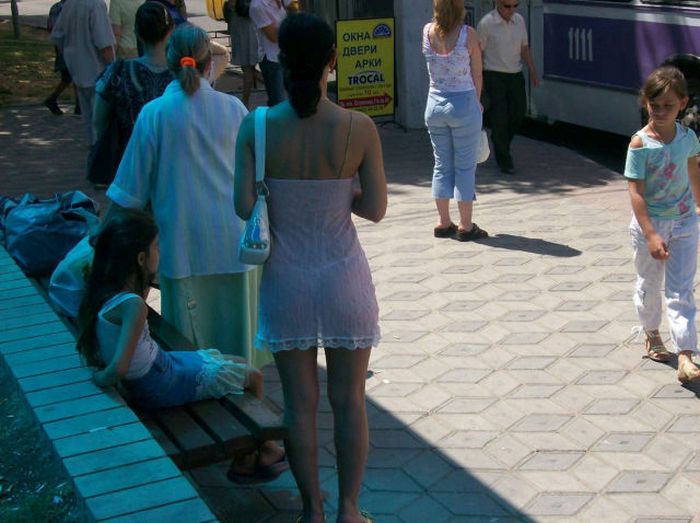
[227,452,288,485]
[644,333,671,362]
[456,223,488,242]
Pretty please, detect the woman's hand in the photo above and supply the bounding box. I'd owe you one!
[647,233,669,260]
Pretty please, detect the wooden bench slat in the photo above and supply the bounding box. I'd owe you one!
[186,399,255,453]
[97,496,215,523]
[150,407,223,469]
[221,393,287,441]
[0,329,75,355]
[64,439,167,477]
[54,421,153,459]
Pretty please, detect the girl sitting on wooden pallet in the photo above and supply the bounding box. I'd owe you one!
[76,208,287,483]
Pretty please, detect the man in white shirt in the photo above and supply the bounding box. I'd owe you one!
[50,0,115,145]
[249,0,287,106]
[477,0,538,174]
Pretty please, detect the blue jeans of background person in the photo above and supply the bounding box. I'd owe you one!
[260,56,286,107]
[630,212,699,354]
[425,89,482,201]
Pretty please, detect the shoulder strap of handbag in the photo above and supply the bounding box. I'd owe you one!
[254,107,268,184]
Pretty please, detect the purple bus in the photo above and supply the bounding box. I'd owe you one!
[526,0,700,135]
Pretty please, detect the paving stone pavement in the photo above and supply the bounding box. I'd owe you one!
[2,85,700,522]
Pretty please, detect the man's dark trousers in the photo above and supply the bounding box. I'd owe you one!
[483,70,526,171]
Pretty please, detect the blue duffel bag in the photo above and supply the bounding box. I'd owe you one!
[0,191,99,277]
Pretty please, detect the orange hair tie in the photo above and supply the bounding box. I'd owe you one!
[180,56,196,68]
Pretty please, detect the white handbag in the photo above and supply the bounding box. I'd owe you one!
[238,107,271,265]
[477,129,490,164]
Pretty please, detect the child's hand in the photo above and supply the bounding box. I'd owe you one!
[647,233,669,260]
[696,205,700,216]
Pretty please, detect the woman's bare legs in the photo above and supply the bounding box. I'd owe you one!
[274,348,325,523]
[435,198,452,228]
[325,347,372,523]
[457,200,474,232]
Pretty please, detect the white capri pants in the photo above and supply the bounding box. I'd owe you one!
[630,212,699,354]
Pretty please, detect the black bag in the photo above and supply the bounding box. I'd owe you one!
[1,192,99,276]
[235,0,250,17]
[87,60,127,186]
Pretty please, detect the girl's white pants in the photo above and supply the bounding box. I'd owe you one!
[630,213,699,354]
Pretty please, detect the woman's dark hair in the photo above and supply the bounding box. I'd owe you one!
[166,24,211,96]
[76,209,158,368]
[278,13,335,118]
[135,1,174,46]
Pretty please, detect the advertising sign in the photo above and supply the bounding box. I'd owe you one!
[335,18,395,118]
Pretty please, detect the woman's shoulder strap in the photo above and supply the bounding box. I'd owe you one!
[100,292,142,315]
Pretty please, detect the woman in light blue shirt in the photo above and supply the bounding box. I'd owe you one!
[107,24,264,366]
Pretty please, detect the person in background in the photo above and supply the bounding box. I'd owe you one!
[44,0,80,116]
[106,25,260,366]
[477,0,538,175]
[235,13,386,523]
[49,0,115,145]
[93,1,175,172]
[249,0,287,106]
[423,0,487,241]
[625,65,700,384]
[225,0,262,108]
[109,0,141,58]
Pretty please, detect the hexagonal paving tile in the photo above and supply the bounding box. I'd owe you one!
[519,451,584,471]
[440,281,483,292]
[555,300,598,311]
[440,321,489,333]
[387,273,431,283]
[373,355,427,369]
[593,432,654,452]
[507,357,556,370]
[437,368,492,383]
[437,398,497,414]
[593,257,629,267]
[569,343,618,358]
[584,399,639,415]
[499,332,550,345]
[492,273,536,283]
[561,320,609,333]
[384,291,430,301]
[497,290,541,301]
[546,265,584,275]
[512,414,571,432]
[577,370,627,385]
[601,273,637,283]
[500,310,546,322]
[380,310,430,321]
[439,343,490,357]
[606,471,672,493]
[441,265,481,274]
[550,282,591,292]
[439,300,486,312]
[526,493,593,516]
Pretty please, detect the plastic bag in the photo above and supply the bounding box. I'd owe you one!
[1,191,99,276]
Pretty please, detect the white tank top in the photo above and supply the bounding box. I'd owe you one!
[422,23,475,93]
[96,292,159,380]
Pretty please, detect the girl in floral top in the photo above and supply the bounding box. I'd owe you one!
[625,65,700,383]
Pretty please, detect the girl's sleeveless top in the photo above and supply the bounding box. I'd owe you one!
[96,292,158,379]
[422,23,475,93]
[256,178,380,352]
[623,122,700,219]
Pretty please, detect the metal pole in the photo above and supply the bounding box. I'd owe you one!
[11,0,20,39]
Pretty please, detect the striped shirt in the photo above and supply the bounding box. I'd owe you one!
[107,78,252,278]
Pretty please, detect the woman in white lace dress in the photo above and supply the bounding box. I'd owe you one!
[234,13,386,523]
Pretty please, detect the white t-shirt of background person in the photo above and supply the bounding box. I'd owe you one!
[477,9,528,74]
[249,0,286,63]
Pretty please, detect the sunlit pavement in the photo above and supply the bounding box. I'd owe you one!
[3,71,700,521]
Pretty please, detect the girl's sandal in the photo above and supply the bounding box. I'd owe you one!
[678,363,700,384]
[456,223,489,242]
[644,332,671,362]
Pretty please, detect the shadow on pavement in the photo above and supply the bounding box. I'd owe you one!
[476,233,581,258]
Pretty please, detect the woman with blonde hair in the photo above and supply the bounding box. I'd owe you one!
[423,0,487,241]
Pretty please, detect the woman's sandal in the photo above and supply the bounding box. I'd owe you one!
[456,223,488,242]
[434,223,457,238]
[644,331,671,363]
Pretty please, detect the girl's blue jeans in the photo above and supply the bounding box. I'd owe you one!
[424,89,482,202]
[630,212,699,354]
